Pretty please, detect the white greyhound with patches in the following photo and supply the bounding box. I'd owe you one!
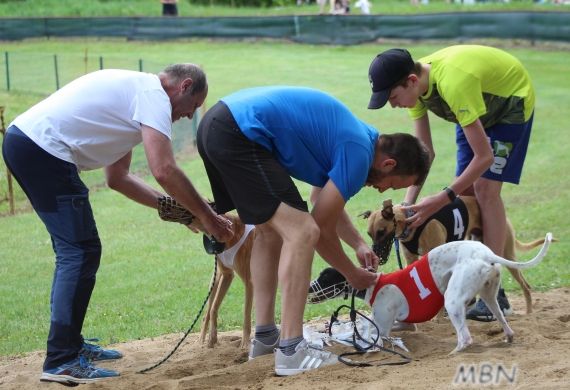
[308,233,552,354]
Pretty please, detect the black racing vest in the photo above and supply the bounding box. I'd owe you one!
[401,197,470,255]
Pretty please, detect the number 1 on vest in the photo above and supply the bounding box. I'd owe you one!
[410,267,432,299]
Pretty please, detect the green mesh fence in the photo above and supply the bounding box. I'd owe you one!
[0,53,201,215]
[0,52,170,94]
[1,13,569,44]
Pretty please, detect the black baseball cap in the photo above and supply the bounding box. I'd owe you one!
[368,48,415,110]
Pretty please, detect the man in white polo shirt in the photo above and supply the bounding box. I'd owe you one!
[2,63,233,385]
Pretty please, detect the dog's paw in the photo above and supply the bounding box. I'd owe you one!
[449,344,469,355]
[391,321,417,332]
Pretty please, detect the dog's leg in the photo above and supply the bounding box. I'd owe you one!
[207,265,235,348]
[241,278,254,348]
[232,231,255,349]
[233,258,253,349]
[446,297,474,354]
[402,246,418,267]
[447,311,473,354]
[445,267,484,354]
[505,267,532,314]
[433,308,445,322]
[372,286,409,339]
[478,268,515,344]
[199,266,220,345]
[503,222,533,314]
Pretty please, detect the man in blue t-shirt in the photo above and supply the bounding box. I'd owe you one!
[197,86,430,376]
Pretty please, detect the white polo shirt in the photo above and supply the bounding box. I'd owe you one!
[12,69,172,171]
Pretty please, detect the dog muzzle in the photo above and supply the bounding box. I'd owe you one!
[307,279,351,304]
[372,229,395,266]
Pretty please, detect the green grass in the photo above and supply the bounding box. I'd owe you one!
[0,38,569,358]
[0,0,564,18]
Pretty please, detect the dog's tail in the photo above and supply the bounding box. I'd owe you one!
[515,235,558,253]
[492,232,552,269]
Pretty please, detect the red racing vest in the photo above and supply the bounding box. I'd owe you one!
[367,253,444,323]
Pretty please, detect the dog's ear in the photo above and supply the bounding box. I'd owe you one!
[381,199,394,220]
[358,211,372,219]
[381,207,394,220]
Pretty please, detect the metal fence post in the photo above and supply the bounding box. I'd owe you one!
[99,56,103,70]
[139,59,143,72]
[0,106,14,215]
[5,52,10,91]
[54,54,60,90]
[84,47,88,75]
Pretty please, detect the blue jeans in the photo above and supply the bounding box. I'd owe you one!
[2,126,101,370]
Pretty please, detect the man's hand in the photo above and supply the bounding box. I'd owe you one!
[345,265,377,291]
[203,214,234,243]
[355,244,379,271]
[401,191,449,229]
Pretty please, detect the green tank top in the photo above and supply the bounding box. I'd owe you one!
[408,45,535,128]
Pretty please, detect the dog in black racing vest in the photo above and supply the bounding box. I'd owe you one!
[359,196,554,315]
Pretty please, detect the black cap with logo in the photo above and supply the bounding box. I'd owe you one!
[367,48,415,110]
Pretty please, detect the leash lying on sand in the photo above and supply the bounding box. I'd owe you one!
[137,235,224,374]
[328,290,411,367]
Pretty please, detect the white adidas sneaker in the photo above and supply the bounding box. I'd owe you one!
[274,340,338,376]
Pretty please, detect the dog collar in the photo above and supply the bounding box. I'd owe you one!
[203,234,226,255]
[396,202,415,240]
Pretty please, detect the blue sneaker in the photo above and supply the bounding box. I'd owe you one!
[40,355,119,385]
[80,338,123,361]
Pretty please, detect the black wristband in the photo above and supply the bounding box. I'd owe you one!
[443,187,456,202]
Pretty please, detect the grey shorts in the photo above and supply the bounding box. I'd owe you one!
[196,101,308,225]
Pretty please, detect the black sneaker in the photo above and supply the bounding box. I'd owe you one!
[444,296,477,317]
[466,288,514,322]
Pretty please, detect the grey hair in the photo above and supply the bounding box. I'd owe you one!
[159,63,207,96]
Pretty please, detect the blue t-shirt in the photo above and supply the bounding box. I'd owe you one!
[220,86,379,202]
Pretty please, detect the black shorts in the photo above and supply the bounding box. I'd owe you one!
[162,4,178,15]
[196,101,308,225]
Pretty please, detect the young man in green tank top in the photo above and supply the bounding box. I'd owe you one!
[367,45,535,321]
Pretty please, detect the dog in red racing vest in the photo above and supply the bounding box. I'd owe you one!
[308,234,552,354]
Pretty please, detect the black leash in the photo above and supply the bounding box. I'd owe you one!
[330,290,411,367]
[394,239,404,270]
[136,235,224,374]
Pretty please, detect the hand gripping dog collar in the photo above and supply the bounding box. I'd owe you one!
[395,201,415,240]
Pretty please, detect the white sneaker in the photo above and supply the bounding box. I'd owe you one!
[274,340,338,376]
[248,330,280,360]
